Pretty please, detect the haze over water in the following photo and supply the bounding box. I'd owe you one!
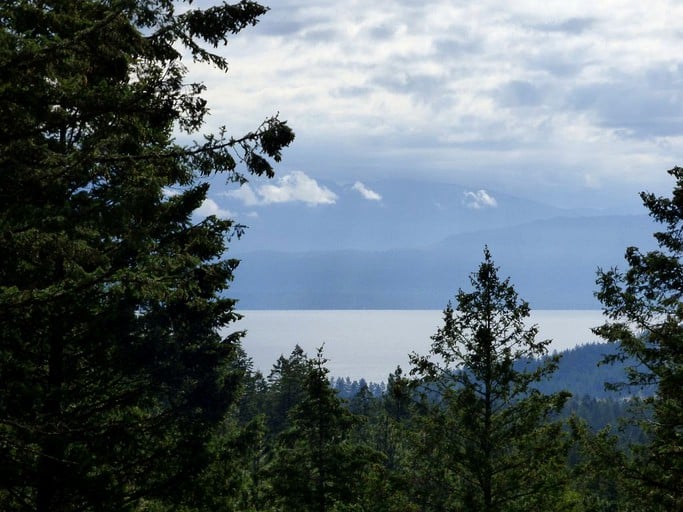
[232,310,607,383]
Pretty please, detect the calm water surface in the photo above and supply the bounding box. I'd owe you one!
[230,310,607,383]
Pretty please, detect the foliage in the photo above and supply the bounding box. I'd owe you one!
[0,1,293,511]
[410,247,572,511]
[594,166,683,510]
[264,345,310,437]
[266,347,379,512]
[566,417,640,512]
[355,366,418,512]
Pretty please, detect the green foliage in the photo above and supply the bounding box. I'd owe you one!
[266,347,379,512]
[208,341,644,512]
[567,416,643,512]
[594,166,683,510]
[0,1,293,511]
[410,248,572,512]
[264,345,310,436]
[354,366,418,512]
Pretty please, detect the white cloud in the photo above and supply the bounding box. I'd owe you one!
[187,0,683,210]
[227,185,260,206]
[166,189,235,219]
[226,171,337,206]
[195,198,235,219]
[464,190,498,209]
[352,181,382,201]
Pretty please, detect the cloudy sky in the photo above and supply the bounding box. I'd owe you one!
[187,0,683,214]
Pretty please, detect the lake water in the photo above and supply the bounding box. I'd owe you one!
[230,310,607,383]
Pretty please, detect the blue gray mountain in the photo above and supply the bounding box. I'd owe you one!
[226,180,656,309]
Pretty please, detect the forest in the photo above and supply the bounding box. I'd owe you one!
[1,1,681,511]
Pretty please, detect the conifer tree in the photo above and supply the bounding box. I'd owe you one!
[267,348,377,512]
[595,166,683,510]
[410,248,571,512]
[264,345,310,437]
[0,1,293,510]
[350,367,418,512]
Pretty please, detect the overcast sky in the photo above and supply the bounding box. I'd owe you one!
[187,0,683,212]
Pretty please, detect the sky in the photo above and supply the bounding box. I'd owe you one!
[186,0,683,216]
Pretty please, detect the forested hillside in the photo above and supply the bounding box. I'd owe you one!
[333,342,653,401]
[332,342,651,437]
[538,343,655,398]
[214,340,645,510]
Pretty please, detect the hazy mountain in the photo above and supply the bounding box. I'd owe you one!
[230,214,658,309]
[229,180,612,252]
[533,342,652,399]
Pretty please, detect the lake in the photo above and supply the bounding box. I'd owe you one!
[230,310,607,383]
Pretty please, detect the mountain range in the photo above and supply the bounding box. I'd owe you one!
[225,180,658,309]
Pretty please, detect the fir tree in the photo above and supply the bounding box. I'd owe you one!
[595,166,683,510]
[364,367,418,511]
[265,344,310,437]
[267,348,377,512]
[410,248,572,512]
[0,1,293,510]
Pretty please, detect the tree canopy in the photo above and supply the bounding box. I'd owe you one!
[410,248,571,511]
[595,166,683,510]
[0,1,293,510]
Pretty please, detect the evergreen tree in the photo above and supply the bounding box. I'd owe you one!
[266,348,377,512]
[594,166,683,510]
[349,367,418,512]
[265,344,310,436]
[410,248,572,512]
[567,417,637,512]
[0,1,293,510]
[184,349,270,512]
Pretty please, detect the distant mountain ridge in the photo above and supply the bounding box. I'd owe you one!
[228,179,630,252]
[533,342,651,399]
[230,213,657,309]
[333,342,651,435]
[333,342,652,401]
